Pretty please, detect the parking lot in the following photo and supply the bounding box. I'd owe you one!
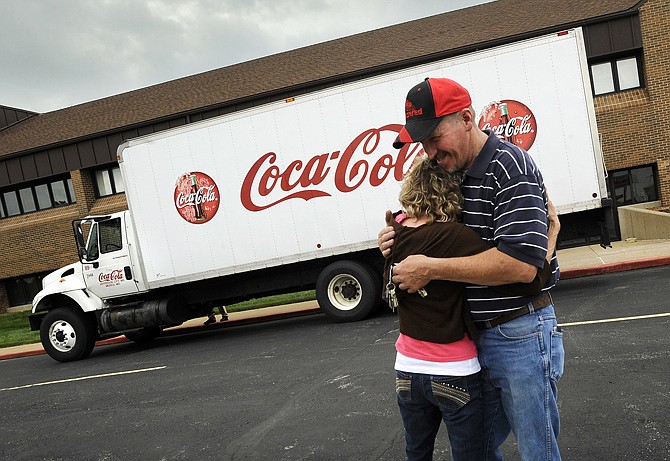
[0,266,668,460]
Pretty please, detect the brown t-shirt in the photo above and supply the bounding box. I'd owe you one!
[384,220,550,344]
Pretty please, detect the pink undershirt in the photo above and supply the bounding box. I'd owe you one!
[396,333,478,362]
[395,334,480,376]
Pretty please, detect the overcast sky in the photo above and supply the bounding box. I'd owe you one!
[0,0,491,113]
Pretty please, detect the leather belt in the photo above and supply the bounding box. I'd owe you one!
[475,292,553,330]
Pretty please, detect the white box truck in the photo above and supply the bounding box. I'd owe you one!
[30,28,610,361]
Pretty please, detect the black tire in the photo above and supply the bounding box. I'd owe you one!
[40,308,98,362]
[124,327,162,343]
[316,260,382,322]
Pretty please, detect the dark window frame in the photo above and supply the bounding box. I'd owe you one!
[608,163,659,206]
[589,50,644,96]
[0,175,76,219]
[92,164,125,198]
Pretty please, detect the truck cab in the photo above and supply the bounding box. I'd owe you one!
[29,211,168,362]
[73,212,146,299]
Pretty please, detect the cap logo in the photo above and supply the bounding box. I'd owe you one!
[405,100,423,120]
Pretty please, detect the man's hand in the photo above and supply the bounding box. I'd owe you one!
[547,198,560,235]
[391,254,432,293]
[546,197,560,261]
[378,210,396,257]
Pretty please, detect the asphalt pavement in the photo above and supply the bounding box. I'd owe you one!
[1,265,668,460]
[2,238,670,361]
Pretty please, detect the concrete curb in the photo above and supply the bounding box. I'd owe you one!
[0,348,46,361]
[559,256,670,279]
[3,257,670,361]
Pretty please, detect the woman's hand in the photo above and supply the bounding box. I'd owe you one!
[378,210,396,257]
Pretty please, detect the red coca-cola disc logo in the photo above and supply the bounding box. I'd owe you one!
[478,100,537,150]
[174,172,220,224]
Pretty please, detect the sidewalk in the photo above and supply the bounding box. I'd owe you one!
[3,238,670,361]
[556,238,670,278]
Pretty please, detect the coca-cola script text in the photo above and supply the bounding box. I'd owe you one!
[240,124,420,211]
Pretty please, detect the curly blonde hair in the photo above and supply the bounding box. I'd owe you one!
[398,155,463,223]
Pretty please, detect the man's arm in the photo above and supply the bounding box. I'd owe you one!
[491,198,561,296]
[386,198,560,293]
[391,248,537,292]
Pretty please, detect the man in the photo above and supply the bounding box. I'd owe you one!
[380,77,563,461]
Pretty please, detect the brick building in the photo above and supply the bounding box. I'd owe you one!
[0,0,667,312]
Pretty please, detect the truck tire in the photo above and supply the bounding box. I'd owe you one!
[124,327,162,343]
[40,308,98,362]
[316,260,382,322]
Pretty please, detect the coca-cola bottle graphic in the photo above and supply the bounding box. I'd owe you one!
[174,171,220,224]
[478,100,537,150]
[190,174,206,221]
[499,102,515,145]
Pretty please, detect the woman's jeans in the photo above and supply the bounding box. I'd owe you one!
[395,370,483,461]
[476,304,565,461]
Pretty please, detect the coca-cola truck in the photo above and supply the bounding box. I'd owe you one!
[30,28,610,361]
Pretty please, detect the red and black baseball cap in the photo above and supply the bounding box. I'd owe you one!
[393,78,472,149]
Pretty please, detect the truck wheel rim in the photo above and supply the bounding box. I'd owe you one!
[327,274,360,311]
[48,320,77,353]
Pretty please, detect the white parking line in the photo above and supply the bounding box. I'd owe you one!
[0,366,167,392]
[559,312,670,327]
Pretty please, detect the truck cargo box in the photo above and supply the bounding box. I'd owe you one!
[119,27,606,290]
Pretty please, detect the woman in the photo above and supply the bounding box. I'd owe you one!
[385,155,558,461]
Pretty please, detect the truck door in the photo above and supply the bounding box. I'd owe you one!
[80,216,140,299]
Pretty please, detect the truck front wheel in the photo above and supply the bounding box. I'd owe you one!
[316,261,381,322]
[40,308,98,362]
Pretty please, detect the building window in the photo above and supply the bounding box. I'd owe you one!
[93,164,125,197]
[0,175,76,219]
[35,184,52,210]
[590,53,643,95]
[19,187,37,213]
[584,15,643,97]
[2,190,21,216]
[609,164,658,206]
[5,272,49,307]
[616,57,641,90]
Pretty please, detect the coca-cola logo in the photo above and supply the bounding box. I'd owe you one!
[99,270,124,283]
[478,100,537,150]
[174,172,220,224]
[241,124,420,212]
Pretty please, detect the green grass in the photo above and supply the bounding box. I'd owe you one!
[0,311,40,348]
[0,290,317,349]
[225,290,316,312]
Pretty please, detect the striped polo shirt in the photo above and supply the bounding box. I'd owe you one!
[461,131,560,322]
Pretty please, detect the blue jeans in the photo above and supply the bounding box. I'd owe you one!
[395,370,484,461]
[476,304,565,461]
